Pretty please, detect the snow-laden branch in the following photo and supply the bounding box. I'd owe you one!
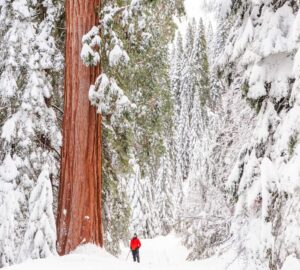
[80,0,147,117]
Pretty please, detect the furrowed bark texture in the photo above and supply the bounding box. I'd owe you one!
[56,0,103,255]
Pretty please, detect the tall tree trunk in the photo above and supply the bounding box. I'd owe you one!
[56,0,103,255]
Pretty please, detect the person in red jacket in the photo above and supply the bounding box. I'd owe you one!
[130,233,141,263]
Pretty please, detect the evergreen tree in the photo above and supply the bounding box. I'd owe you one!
[220,1,300,268]
[0,0,63,264]
[191,19,210,108]
[183,20,196,61]
[154,133,178,235]
[170,32,184,116]
[188,91,204,167]
[0,154,20,267]
[127,158,160,238]
[171,33,184,201]
[18,168,57,261]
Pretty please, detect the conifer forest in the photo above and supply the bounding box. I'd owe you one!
[1,0,300,270]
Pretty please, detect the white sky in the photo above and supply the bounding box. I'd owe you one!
[176,0,216,34]
[184,0,203,18]
[175,0,207,34]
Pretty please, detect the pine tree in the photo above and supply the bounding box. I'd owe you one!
[0,0,62,265]
[0,155,20,267]
[184,20,196,61]
[207,19,224,107]
[189,91,203,166]
[155,137,177,235]
[171,32,184,116]
[171,33,185,200]
[192,19,210,108]
[127,158,160,238]
[220,1,300,268]
[18,168,57,261]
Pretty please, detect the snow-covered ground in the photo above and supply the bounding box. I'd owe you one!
[5,234,300,270]
[5,234,237,270]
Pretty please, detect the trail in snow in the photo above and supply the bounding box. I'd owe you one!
[120,233,189,265]
[6,233,300,270]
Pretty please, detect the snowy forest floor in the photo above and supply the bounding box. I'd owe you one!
[5,233,300,269]
[6,233,248,270]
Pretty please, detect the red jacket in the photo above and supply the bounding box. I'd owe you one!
[130,237,141,251]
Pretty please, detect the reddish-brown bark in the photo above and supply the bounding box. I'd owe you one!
[56,0,103,255]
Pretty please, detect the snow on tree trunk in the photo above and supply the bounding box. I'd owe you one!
[56,0,103,255]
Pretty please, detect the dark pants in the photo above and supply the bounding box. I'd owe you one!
[132,249,140,263]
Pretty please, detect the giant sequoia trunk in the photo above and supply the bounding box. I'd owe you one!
[56,0,103,255]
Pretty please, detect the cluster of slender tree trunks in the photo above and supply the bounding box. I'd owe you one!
[56,0,103,255]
